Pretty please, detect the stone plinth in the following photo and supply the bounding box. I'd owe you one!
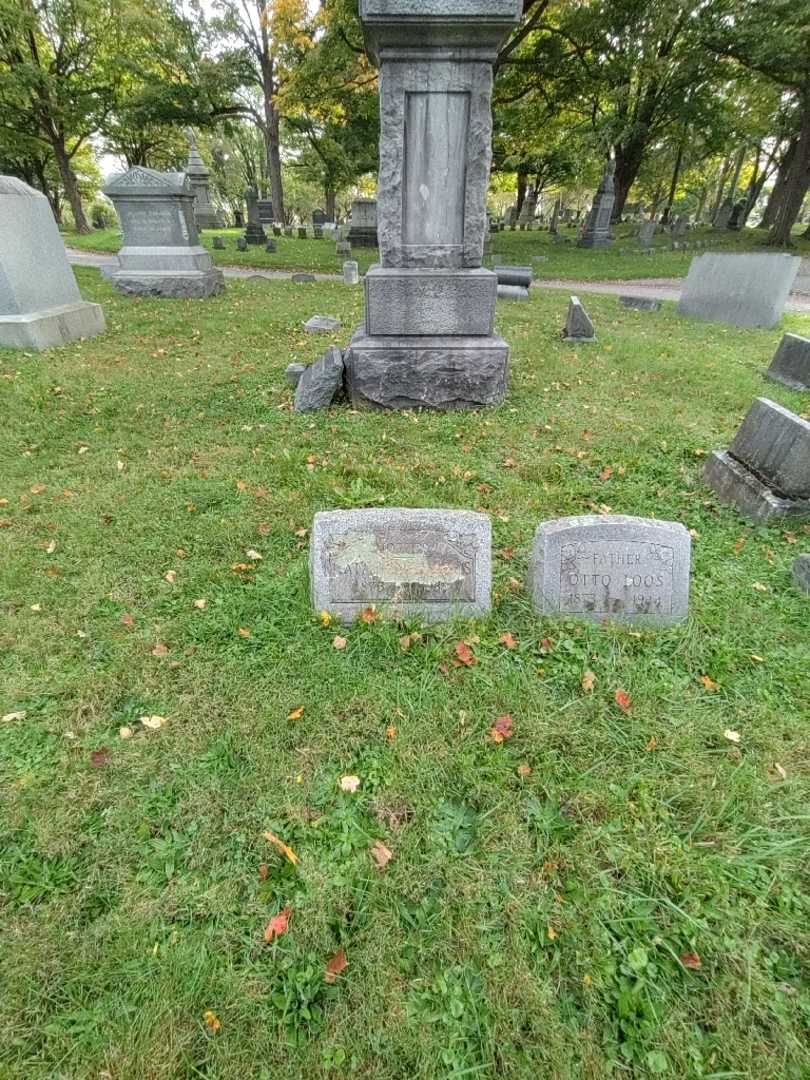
[183,131,224,229]
[678,253,800,329]
[344,0,521,410]
[765,333,810,391]
[103,167,224,298]
[528,515,691,625]
[311,507,491,623]
[578,162,615,249]
[0,175,105,349]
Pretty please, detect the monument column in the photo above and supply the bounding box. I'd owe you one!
[344,0,522,411]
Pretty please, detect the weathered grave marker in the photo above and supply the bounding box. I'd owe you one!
[304,315,341,333]
[678,253,800,329]
[619,296,661,312]
[294,347,344,412]
[793,554,810,595]
[562,296,595,342]
[764,333,810,391]
[311,508,491,622]
[578,161,615,249]
[343,260,360,285]
[527,515,691,625]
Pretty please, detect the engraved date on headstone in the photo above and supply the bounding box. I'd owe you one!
[559,539,674,616]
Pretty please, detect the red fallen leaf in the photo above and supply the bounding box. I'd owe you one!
[499,547,514,560]
[324,946,347,984]
[360,606,379,624]
[614,689,632,713]
[264,907,291,942]
[120,612,135,627]
[500,632,517,650]
[90,747,110,768]
[539,637,553,652]
[490,714,514,743]
[680,951,702,970]
[454,641,477,666]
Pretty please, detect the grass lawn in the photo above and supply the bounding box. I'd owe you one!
[2,268,810,1079]
[63,222,810,283]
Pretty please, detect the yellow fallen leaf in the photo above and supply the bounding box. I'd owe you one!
[581,670,596,693]
[288,705,304,721]
[340,775,360,793]
[370,840,393,869]
[320,610,332,627]
[164,570,177,584]
[238,627,252,638]
[262,829,300,865]
[332,635,347,650]
[30,603,42,612]
[140,715,166,730]
[2,710,26,723]
[386,724,397,740]
[194,598,207,609]
[119,726,134,739]
[723,729,741,744]
[698,674,719,692]
[203,1010,221,1033]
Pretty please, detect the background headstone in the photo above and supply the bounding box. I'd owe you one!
[103,167,224,298]
[577,161,615,249]
[257,198,274,225]
[793,554,810,595]
[637,220,656,246]
[243,188,267,245]
[765,333,810,390]
[304,314,341,333]
[347,197,378,249]
[183,131,224,229]
[677,253,800,329]
[311,508,491,623]
[527,515,691,625]
[0,175,105,349]
[619,295,661,311]
[343,260,360,285]
[562,296,595,341]
[494,265,532,288]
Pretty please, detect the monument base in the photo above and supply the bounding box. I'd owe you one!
[343,326,508,411]
[703,450,810,524]
[347,228,378,249]
[108,268,225,299]
[195,212,226,230]
[244,224,266,245]
[0,301,106,350]
[577,236,614,249]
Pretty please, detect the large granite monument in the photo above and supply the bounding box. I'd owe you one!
[103,167,224,298]
[678,253,800,329]
[343,0,521,410]
[183,131,224,229]
[0,175,105,349]
[577,161,615,249]
[311,508,491,622]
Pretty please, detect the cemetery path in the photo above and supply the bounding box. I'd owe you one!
[65,250,810,311]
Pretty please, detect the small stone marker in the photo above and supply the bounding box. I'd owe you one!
[527,515,691,625]
[765,333,810,391]
[678,253,801,329]
[637,220,656,246]
[343,260,360,285]
[704,397,810,522]
[285,362,305,388]
[212,236,225,250]
[619,295,661,312]
[0,175,105,349]
[562,296,595,342]
[103,166,224,298]
[292,273,316,284]
[793,554,810,595]
[298,226,308,239]
[294,346,344,412]
[265,238,277,253]
[303,314,341,333]
[273,225,283,237]
[494,265,532,288]
[236,237,248,252]
[284,227,294,237]
[497,285,529,301]
[311,508,491,623]
[336,240,352,257]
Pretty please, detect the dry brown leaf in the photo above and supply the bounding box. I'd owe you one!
[517,763,532,778]
[152,642,169,657]
[680,952,702,970]
[324,947,347,984]
[238,627,252,638]
[164,570,177,584]
[698,674,719,692]
[288,705,304,721]
[386,724,397,740]
[121,612,135,627]
[500,632,517,650]
[359,606,378,624]
[203,1010,221,1033]
[490,714,514,743]
[581,670,596,693]
[90,748,110,768]
[370,840,393,869]
[454,641,477,666]
[332,635,348,650]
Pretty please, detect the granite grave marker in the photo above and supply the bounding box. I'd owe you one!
[678,253,800,329]
[764,333,810,391]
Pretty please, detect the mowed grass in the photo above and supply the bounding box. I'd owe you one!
[1,268,810,1079]
[64,221,810,282]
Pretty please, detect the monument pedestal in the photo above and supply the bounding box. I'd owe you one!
[0,300,105,350]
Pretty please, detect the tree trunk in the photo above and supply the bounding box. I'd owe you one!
[51,134,90,233]
[758,139,796,229]
[516,170,527,217]
[710,156,731,222]
[611,140,646,221]
[264,96,285,224]
[768,100,810,248]
[661,141,684,225]
[726,144,747,204]
[325,189,336,221]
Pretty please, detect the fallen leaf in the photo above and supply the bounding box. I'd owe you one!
[121,612,135,627]
[386,724,397,740]
[680,952,702,970]
[517,763,532,778]
[598,466,613,481]
[581,670,596,693]
[119,726,133,739]
[151,642,169,657]
[90,747,110,768]
[732,536,746,554]
[752,581,768,592]
[370,840,393,869]
[454,641,477,666]
[540,637,553,652]
[238,627,252,638]
[699,674,719,692]
[258,522,270,536]
[30,483,47,495]
[320,610,332,627]
[246,549,262,561]
[258,863,269,881]
[30,603,42,611]
[2,710,26,723]
[164,570,177,584]
[359,606,378,624]
[45,539,57,554]
[614,689,631,713]
[324,947,347,984]
[264,907,291,942]
[547,925,557,941]
[288,705,304,721]
[194,598,207,609]
[772,762,787,781]
[340,774,360,793]
[262,829,300,865]
[645,736,657,751]
[203,1010,221,1033]
[332,635,348,650]
[503,456,517,468]
[140,715,166,731]
[500,632,517,650]
[723,729,741,743]
[490,714,514,743]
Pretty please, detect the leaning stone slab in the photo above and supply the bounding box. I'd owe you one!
[494,265,532,288]
[562,296,595,342]
[764,333,810,391]
[497,285,529,301]
[793,554,810,595]
[703,451,810,523]
[311,508,491,624]
[619,295,661,312]
[304,315,341,333]
[294,346,344,412]
[285,363,305,388]
[728,398,810,501]
[0,175,105,350]
[677,253,800,329]
[527,515,691,625]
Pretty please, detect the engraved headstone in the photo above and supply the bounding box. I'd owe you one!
[243,188,267,245]
[311,508,491,623]
[562,296,595,342]
[273,224,283,237]
[265,238,277,253]
[183,131,224,229]
[0,175,105,349]
[312,208,327,226]
[257,199,274,225]
[793,554,810,595]
[518,190,537,226]
[298,226,309,239]
[764,333,810,391]
[527,515,691,625]
[212,236,225,250]
[103,167,224,298]
[346,197,378,249]
[285,362,305,388]
[343,0,520,410]
[704,397,810,523]
[678,253,800,329]
[577,162,615,249]
[236,237,248,252]
[336,240,352,257]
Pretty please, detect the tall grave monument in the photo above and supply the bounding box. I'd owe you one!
[0,175,105,349]
[183,130,224,229]
[577,160,615,249]
[343,0,521,410]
